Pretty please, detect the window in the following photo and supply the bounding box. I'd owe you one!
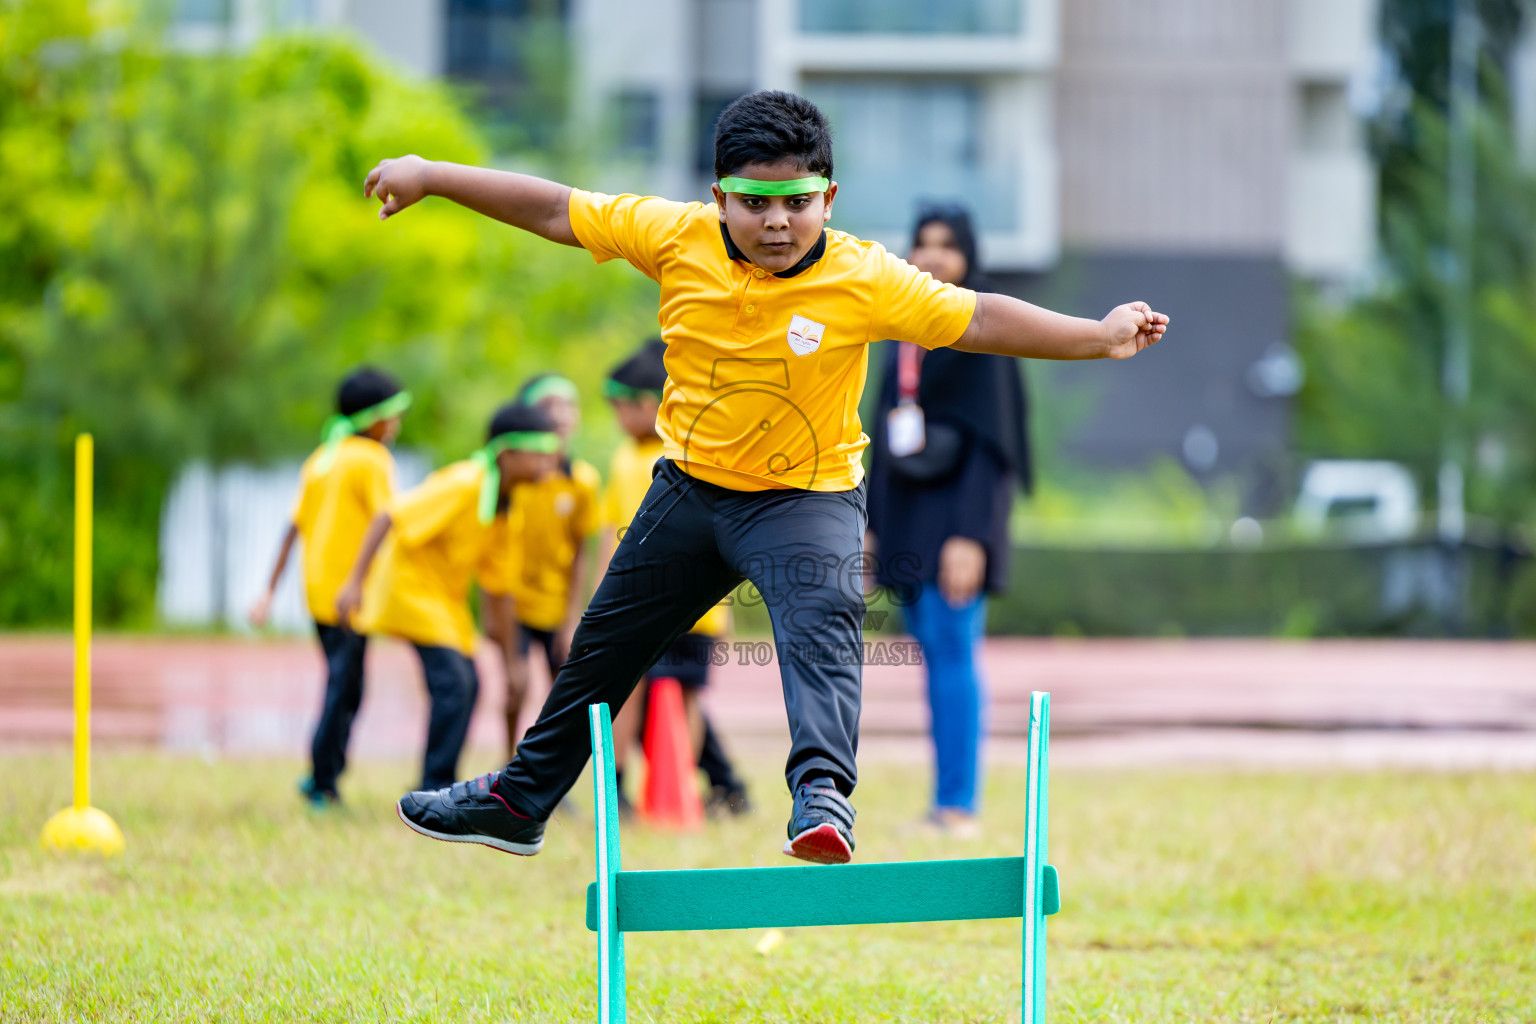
[803,77,1019,236]
[799,0,1022,35]
[448,0,525,79]
[445,0,571,151]
[696,92,746,175]
[612,90,660,160]
[446,0,570,78]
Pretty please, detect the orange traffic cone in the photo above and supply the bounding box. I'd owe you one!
[640,677,704,829]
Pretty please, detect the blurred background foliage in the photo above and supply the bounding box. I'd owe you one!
[0,0,659,626]
[1298,0,1536,532]
[4,0,1536,632]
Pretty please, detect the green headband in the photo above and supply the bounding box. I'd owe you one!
[315,390,413,472]
[471,431,561,524]
[521,375,579,406]
[603,379,663,401]
[719,175,830,196]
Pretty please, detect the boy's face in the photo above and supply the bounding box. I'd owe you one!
[537,395,579,446]
[365,415,403,446]
[711,159,838,274]
[497,448,557,492]
[608,395,661,440]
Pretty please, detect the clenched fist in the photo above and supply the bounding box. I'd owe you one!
[1100,302,1169,360]
[364,155,434,220]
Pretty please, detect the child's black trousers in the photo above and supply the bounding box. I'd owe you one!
[496,458,867,820]
[311,623,368,795]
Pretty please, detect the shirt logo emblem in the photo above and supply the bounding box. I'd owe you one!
[786,314,825,357]
[555,493,574,517]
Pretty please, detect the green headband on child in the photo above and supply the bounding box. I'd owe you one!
[603,379,663,401]
[315,390,413,473]
[521,375,580,406]
[471,431,561,524]
[718,175,830,196]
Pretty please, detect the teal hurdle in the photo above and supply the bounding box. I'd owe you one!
[585,692,1060,1023]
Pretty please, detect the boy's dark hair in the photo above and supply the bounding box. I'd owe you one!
[608,338,668,394]
[488,401,556,441]
[713,90,833,181]
[336,367,402,416]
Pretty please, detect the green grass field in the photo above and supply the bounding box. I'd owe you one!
[4,750,1535,1022]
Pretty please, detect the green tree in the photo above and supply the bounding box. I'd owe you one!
[1296,0,1536,535]
[0,0,657,626]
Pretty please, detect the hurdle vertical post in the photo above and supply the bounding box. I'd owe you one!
[589,703,626,1023]
[1023,690,1052,1022]
[40,434,125,856]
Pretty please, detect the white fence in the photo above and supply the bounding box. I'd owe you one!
[157,452,430,633]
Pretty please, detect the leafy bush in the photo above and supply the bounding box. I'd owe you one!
[0,2,658,626]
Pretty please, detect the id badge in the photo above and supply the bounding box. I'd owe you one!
[887,403,927,457]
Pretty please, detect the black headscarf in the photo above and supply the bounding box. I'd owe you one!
[891,206,1032,491]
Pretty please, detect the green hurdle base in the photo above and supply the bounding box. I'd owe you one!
[585,691,1059,1023]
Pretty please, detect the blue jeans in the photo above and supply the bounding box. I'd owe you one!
[904,585,988,813]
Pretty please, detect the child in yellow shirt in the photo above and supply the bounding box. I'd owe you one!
[334,403,559,791]
[250,367,410,806]
[377,90,1166,862]
[599,340,749,817]
[496,373,601,759]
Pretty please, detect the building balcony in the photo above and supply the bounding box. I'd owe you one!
[761,0,1058,82]
[1286,149,1376,280]
[1289,0,1378,81]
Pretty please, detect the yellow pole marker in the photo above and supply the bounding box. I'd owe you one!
[74,431,92,810]
[40,434,125,856]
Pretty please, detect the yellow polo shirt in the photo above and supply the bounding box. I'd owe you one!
[600,435,728,636]
[355,460,513,655]
[568,189,976,492]
[505,459,601,632]
[290,435,394,625]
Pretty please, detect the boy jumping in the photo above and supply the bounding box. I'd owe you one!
[373,90,1167,863]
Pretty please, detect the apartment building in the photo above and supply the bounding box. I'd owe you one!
[173,0,445,75]
[1041,0,1378,485]
[172,0,1380,488]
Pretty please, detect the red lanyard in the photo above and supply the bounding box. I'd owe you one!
[897,342,924,404]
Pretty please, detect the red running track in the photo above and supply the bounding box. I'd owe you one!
[3,635,1535,769]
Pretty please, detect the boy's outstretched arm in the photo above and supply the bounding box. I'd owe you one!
[249,522,299,628]
[951,294,1168,361]
[364,156,579,247]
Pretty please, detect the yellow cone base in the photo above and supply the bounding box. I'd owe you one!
[40,806,125,856]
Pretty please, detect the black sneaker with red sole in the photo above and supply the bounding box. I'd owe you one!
[396,772,545,856]
[783,778,855,864]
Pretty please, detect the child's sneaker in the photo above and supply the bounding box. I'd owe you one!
[396,772,545,856]
[783,778,855,864]
[298,777,340,809]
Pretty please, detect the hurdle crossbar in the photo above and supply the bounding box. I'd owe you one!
[584,691,1059,1023]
